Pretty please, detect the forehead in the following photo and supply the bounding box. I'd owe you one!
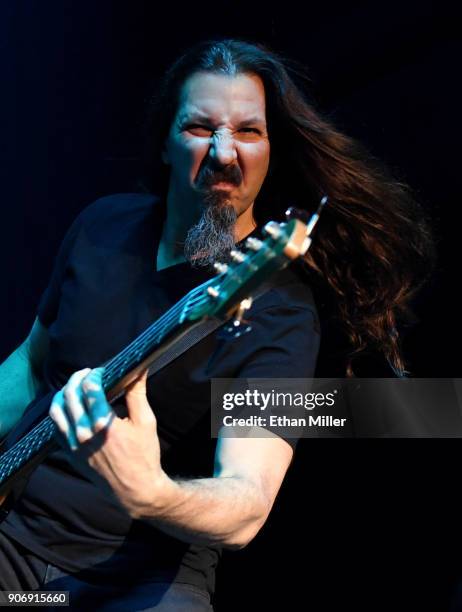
[175,71,267,123]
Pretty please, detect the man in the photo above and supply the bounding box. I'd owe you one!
[0,41,321,610]
[0,39,434,610]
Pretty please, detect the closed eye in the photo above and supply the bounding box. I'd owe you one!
[184,125,263,138]
[186,125,261,132]
[184,124,213,135]
[239,127,262,134]
[188,124,212,129]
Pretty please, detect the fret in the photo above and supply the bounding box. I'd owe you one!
[0,281,207,488]
[0,214,315,499]
[0,279,218,489]
[0,417,56,485]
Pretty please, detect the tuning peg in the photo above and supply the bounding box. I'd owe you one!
[207,286,220,298]
[213,262,229,274]
[230,249,245,263]
[245,237,263,251]
[262,221,281,239]
[286,196,328,236]
[285,207,311,223]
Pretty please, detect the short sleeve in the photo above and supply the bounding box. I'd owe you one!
[37,214,83,328]
[215,300,321,453]
[36,193,160,330]
[236,304,320,379]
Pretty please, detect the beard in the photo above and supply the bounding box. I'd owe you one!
[184,190,238,268]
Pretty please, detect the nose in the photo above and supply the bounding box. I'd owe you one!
[208,131,237,167]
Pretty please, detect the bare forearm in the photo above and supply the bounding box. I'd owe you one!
[134,474,268,550]
[0,342,43,438]
[49,367,273,550]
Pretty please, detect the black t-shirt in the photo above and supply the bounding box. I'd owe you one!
[0,193,321,595]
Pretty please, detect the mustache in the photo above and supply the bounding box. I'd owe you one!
[196,163,243,188]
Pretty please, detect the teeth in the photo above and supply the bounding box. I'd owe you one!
[230,249,245,263]
[245,237,263,251]
[213,262,229,274]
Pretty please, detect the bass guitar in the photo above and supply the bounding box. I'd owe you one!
[0,203,326,514]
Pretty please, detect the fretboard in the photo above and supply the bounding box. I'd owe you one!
[0,276,216,491]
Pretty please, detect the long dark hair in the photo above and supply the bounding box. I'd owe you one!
[139,39,436,377]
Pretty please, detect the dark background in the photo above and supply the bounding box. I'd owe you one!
[1,1,460,610]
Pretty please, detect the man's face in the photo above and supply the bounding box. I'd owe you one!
[163,71,270,221]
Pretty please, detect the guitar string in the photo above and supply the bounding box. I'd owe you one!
[101,278,218,380]
[102,290,213,383]
[0,291,214,478]
[0,285,216,478]
[101,239,275,378]
[0,416,55,479]
[0,246,279,480]
[0,283,221,479]
[0,285,213,477]
[102,248,267,377]
[104,257,258,378]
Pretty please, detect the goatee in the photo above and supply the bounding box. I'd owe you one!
[184,191,237,268]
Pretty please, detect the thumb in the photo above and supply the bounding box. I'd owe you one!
[125,369,155,426]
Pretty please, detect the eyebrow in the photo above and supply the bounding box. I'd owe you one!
[179,112,266,127]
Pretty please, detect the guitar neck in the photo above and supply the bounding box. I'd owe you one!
[0,213,320,501]
[0,277,216,496]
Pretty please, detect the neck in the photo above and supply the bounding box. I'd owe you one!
[156,187,197,271]
[233,205,257,242]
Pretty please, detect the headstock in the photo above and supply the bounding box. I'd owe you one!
[184,195,328,323]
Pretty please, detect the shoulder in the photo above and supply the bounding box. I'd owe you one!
[69,193,164,251]
[77,192,162,227]
[247,261,320,333]
[215,261,321,378]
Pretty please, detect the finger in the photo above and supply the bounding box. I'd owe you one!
[125,369,155,427]
[49,389,79,451]
[125,368,148,397]
[62,368,93,444]
[81,367,114,433]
